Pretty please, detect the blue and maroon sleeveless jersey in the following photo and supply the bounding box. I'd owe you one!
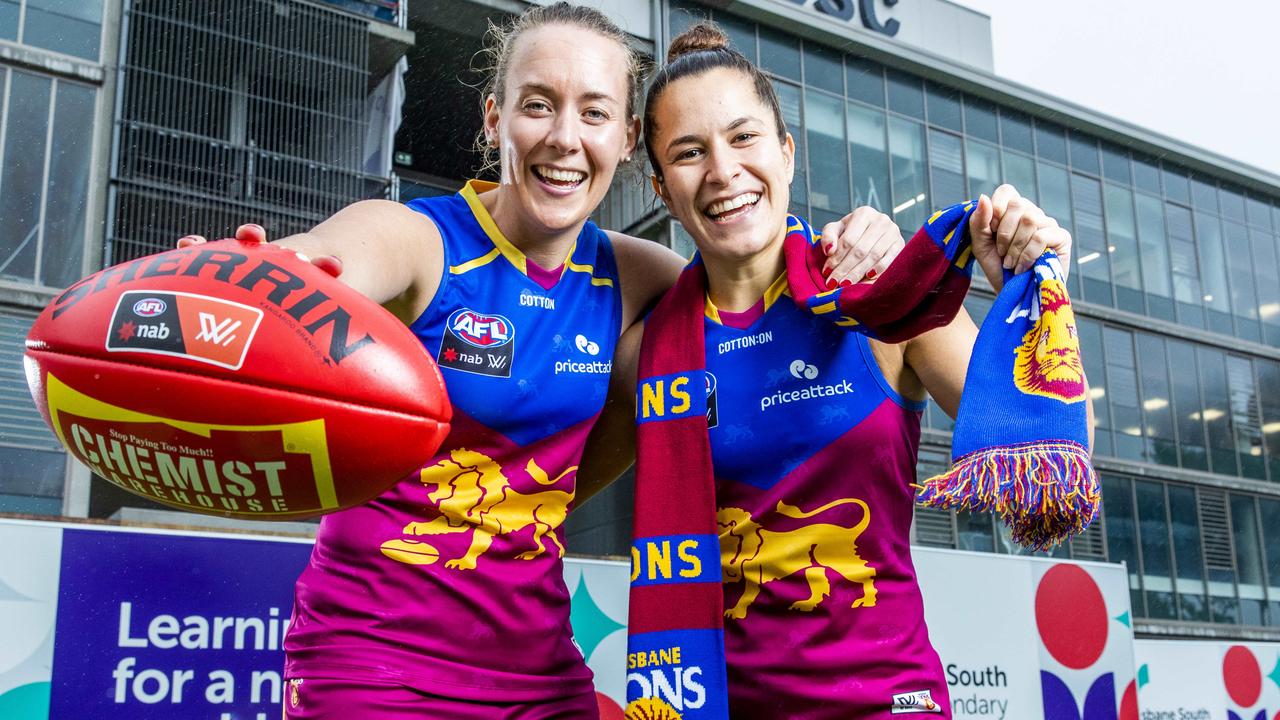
[705,276,951,719]
[286,180,622,701]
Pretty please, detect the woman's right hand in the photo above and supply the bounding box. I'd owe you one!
[176,223,342,278]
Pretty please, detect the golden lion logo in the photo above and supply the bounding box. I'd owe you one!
[717,498,875,620]
[1013,278,1086,403]
[379,448,574,570]
[625,697,683,720]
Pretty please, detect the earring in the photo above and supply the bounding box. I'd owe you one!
[624,156,632,163]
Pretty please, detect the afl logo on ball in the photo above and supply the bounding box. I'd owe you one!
[132,298,167,317]
[439,308,516,378]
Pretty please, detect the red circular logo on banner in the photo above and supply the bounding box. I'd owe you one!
[1222,645,1261,708]
[1120,679,1139,720]
[1035,564,1108,669]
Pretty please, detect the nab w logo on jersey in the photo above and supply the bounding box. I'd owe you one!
[107,290,262,370]
[439,308,516,378]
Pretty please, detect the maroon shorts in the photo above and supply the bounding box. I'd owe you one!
[283,676,602,720]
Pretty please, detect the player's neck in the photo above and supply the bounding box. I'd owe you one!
[480,187,583,270]
[703,238,785,314]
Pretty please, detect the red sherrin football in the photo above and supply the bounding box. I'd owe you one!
[23,239,451,520]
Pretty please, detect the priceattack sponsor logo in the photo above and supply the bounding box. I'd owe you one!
[758,360,854,413]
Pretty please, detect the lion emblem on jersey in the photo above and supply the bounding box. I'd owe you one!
[625,697,683,720]
[717,498,875,620]
[1013,277,1086,403]
[379,448,574,570]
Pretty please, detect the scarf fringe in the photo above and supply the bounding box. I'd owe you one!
[914,441,1099,552]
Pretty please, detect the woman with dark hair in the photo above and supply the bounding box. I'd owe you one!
[581,22,1081,719]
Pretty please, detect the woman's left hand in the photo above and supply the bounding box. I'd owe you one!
[969,184,1073,291]
[821,206,905,287]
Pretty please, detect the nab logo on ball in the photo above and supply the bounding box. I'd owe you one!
[438,308,516,378]
[107,291,263,370]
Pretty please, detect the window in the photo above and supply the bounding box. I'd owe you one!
[847,102,889,213]
[1105,184,1143,313]
[1193,213,1233,335]
[804,90,848,216]
[1259,499,1280,626]
[845,55,883,108]
[1135,333,1178,467]
[925,82,962,132]
[1079,319,1110,456]
[802,41,842,95]
[1104,328,1142,460]
[1136,480,1176,619]
[965,140,999,200]
[1197,347,1237,476]
[886,69,924,119]
[1226,356,1265,480]
[1034,119,1068,165]
[1167,204,1204,328]
[0,313,65,515]
[1258,360,1280,481]
[1169,340,1208,470]
[1163,165,1191,205]
[774,82,806,209]
[1103,476,1144,616]
[4,0,103,61]
[1001,151,1036,204]
[1135,193,1175,321]
[1166,485,1208,621]
[1252,227,1280,347]
[1224,221,1261,342]
[1068,130,1099,175]
[888,116,927,233]
[1072,174,1112,305]
[0,70,92,288]
[758,25,800,80]
[1101,144,1132,185]
[1231,495,1266,625]
[963,96,997,144]
[927,129,965,208]
[999,110,1034,155]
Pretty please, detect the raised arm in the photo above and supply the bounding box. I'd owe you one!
[181,199,445,325]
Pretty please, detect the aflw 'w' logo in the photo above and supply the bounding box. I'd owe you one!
[196,312,242,347]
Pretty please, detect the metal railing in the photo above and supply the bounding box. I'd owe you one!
[108,0,393,263]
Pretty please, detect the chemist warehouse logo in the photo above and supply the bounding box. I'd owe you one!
[438,308,515,378]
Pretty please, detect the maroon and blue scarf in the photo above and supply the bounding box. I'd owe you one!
[626,201,1097,719]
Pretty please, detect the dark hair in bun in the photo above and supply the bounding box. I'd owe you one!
[665,22,731,63]
[644,21,787,178]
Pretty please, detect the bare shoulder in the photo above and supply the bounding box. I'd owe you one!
[867,338,925,402]
[310,199,446,322]
[605,230,684,329]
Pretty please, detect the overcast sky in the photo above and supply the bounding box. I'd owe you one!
[947,0,1280,180]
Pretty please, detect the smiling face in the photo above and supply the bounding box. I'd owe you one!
[483,24,638,240]
[649,67,794,265]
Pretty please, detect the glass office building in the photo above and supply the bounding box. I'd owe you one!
[3,0,1278,647]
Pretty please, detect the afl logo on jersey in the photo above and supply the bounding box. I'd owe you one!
[448,309,514,348]
[132,298,167,317]
[439,308,516,378]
